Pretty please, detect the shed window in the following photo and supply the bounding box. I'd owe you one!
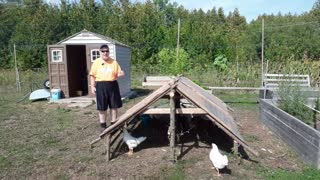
[51,50,63,62]
[91,49,100,62]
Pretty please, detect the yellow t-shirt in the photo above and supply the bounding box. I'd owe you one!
[89,58,122,81]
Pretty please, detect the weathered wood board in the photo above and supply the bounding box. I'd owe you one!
[260,99,320,168]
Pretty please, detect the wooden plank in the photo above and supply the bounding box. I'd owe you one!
[178,77,229,112]
[261,108,319,150]
[264,73,311,88]
[145,76,174,81]
[260,102,320,167]
[265,74,310,78]
[208,87,263,90]
[261,99,320,144]
[261,110,319,165]
[142,108,206,114]
[260,100,320,167]
[178,77,236,130]
[266,83,310,87]
[266,78,309,82]
[142,82,168,87]
[142,76,174,87]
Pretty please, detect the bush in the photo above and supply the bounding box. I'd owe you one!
[278,84,314,126]
[157,48,191,75]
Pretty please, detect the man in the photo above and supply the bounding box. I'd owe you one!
[89,44,125,131]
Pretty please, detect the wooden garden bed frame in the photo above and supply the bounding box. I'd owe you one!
[260,99,320,168]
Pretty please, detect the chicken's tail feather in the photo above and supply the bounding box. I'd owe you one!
[137,136,147,143]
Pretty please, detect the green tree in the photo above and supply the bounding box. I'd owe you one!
[0,3,20,68]
[157,48,191,75]
[226,8,247,62]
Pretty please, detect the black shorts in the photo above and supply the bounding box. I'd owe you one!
[96,81,122,111]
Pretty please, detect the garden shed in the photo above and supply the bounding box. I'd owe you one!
[47,29,131,98]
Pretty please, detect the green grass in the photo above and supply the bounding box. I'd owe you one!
[1,68,320,179]
[167,164,185,180]
[243,134,260,142]
[163,160,189,180]
[258,166,320,180]
[0,155,11,170]
[216,91,258,101]
[214,91,260,110]
[0,92,81,178]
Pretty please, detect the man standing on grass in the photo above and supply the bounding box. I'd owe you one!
[89,44,124,132]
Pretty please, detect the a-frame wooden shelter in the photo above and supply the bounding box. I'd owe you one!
[91,76,259,161]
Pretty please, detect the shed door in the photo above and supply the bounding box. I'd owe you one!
[48,45,69,98]
[86,45,101,97]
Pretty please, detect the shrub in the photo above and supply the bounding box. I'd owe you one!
[278,84,314,126]
[157,48,191,75]
[213,54,228,71]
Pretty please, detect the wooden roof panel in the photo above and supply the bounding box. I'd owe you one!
[176,78,242,139]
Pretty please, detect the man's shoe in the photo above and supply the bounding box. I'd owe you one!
[100,127,106,133]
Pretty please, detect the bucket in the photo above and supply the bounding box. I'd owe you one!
[51,88,61,100]
[76,90,83,96]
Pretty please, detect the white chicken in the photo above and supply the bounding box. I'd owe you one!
[123,128,147,156]
[209,143,228,176]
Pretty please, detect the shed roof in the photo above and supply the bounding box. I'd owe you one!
[56,29,129,47]
[91,76,258,156]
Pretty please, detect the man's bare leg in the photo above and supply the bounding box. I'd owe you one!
[99,110,109,130]
[111,109,118,124]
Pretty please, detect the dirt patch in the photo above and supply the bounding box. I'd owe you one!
[76,95,302,179]
[0,91,304,179]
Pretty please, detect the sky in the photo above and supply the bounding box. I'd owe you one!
[132,0,317,22]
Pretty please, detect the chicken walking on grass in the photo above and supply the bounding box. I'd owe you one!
[209,143,228,176]
[123,128,147,156]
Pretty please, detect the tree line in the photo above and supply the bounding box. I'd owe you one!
[1,0,320,74]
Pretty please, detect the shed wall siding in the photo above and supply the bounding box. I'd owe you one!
[115,45,131,96]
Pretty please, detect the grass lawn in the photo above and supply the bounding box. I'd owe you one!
[1,78,320,179]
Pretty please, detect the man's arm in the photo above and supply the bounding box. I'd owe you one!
[118,70,125,77]
[90,76,96,94]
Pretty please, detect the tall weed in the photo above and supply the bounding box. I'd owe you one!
[132,60,319,89]
[278,84,314,126]
[0,68,48,93]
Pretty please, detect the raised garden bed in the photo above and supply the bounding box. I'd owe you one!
[260,99,320,168]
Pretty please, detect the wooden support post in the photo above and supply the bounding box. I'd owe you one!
[233,140,239,155]
[169,89,176,163]
[233,140,241,165]
[106,134,111,162]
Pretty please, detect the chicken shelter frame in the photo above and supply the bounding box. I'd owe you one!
[90,76,259,161]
